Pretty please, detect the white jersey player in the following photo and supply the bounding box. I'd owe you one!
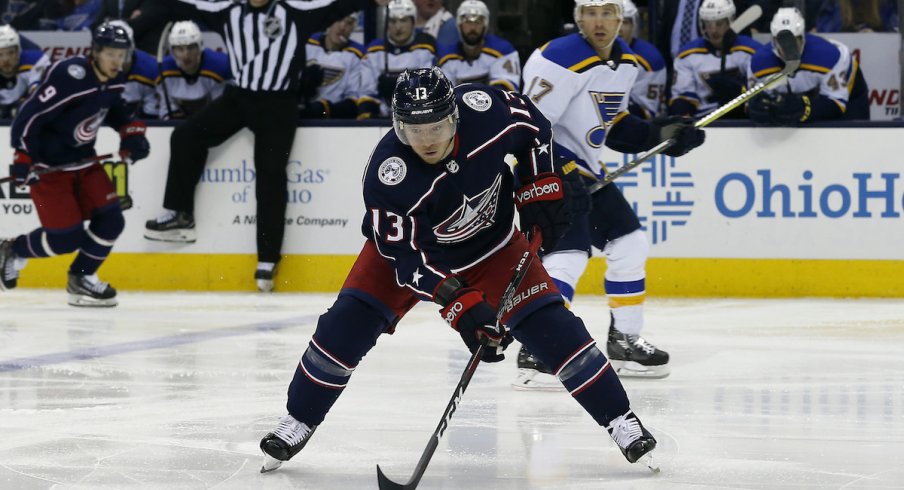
[516,0,705,387]
[0,25,49,119]
[108,20,160,119]
[301,14,365,119]
[668,0,763,118]
[357,0,435,118]
[619,0,665,119]
[157,21,232,119]
[435,0,520,91]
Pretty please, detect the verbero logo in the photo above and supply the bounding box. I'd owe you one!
[516,180,562,204]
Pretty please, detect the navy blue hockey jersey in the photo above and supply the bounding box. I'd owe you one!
[11,56,133,166]
[361,84,555,300]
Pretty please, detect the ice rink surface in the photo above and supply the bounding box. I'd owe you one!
[1,290,903,490]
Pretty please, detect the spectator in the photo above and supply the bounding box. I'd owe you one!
[0,24,50,119]
[91,0,141,29]
[300,13,365,119]
[668,0,763,118]
[109,19,158,119]
[358,0,434,119]
[747,7,870,124]
[620,0,666,118]
[157,20,231,120]
[10,0,101,31]
[436,0,520,91]
[815,0,898,33]
[413,0,455,45]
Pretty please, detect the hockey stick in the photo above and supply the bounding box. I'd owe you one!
[376,232,543,490]
[157,22,175,119]
[0,154,114,185]
[729,5,762,34]
[587,29,801,194]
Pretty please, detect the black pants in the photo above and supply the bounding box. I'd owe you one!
[164,85,297,264]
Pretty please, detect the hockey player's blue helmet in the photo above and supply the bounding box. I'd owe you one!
[392,67,459,147]
[92,22,133,52]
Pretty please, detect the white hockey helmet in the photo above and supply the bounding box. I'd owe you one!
[770,7,806,58]
[573,0,624,23]
[456,0,490,29]
[107,19,135,44]
[622,0,638,20]
[698,0,736,22]
[0,25,20,50]
[388,0,416,21]
[169,20,203,48]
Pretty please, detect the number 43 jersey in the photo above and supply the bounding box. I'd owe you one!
[522,33,639,178]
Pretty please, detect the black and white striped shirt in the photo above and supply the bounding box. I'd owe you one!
[170,0,367,92]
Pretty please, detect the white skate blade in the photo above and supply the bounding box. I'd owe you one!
[260,455,284,473]
[68,294,118,308]
[641,453,661,473]
[143,228,197,243]
[511,369,564,392]
[610,360,670,379]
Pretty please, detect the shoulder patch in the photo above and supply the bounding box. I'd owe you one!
[67,64,85,80]
[462,90,492,112]
[378,157,407,185]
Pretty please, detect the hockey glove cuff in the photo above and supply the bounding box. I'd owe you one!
[436,279,511,362]
[10,150,37,185]
[515,173,571,252]
[118,121,150,163]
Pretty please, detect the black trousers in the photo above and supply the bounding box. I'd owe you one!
[164,85,297,264]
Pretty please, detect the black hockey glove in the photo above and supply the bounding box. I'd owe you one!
[747,93,774,125]
[770,93,811,126]
[648,116,706,157]
[436,278,512,363]
[300,63,324,100]
[377,73,398,101]
[707,72,746,106]
[118,121,150,163]
[515,172,571,252]
[558,161,591,219]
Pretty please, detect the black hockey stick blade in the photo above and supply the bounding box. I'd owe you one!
[773,29,802,73]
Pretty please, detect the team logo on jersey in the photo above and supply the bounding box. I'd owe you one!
[73,109,108,145]
[433,174,502,243]
[67,64,86,80]
[462,90,492,112]
[586,91,625,148]
[263,16,283,39]
[445,160,459,173]
[378,157,407,185]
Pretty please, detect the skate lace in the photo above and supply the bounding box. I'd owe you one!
[628,335,657,355]
[273,415,311,446]
[609,413,643,449]
[80,274,109,294]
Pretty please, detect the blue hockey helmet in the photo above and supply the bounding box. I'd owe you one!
[392,67,458,146]
[92,22,133,52]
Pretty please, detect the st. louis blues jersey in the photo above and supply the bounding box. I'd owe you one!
[669,35,762,116]
[522,34,640,177]
[625,37,666,119]
[157,47,231,118]
[748,33,865,120]
[436,34,521,91]
[0,49,50,118]
[123,49,160,118]
[11,57,134,166]
[305,32,365,104]
[358,32,436,117]
[360,85,554,299]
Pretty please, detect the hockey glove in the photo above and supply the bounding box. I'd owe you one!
[300,63,324,101]
[649,116,706,157]
[118,121,150,163]
[515,172,571,252]
[770,93,811,126]
[558,161,592,218]
[747,93,774,125]
[436,278,512,362]
[707,72,746,106]
[10,150,38,185]
[377,73,398,101]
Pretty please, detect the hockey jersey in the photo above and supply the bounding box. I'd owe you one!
[360,85,553,299]
[357,32,435,118]
[670,35,762,116]
[625,37,666,119]
[522,34,640,177]
[305,32,365,104]
[748,33,865,119]
[11,56,134,166]
[436,34,521,91]
[0,49,50,119]
[123,49,160,119]
[157,48,231,119]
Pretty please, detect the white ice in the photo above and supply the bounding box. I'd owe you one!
[1,290,903,489]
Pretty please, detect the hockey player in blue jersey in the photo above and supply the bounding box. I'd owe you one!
[0,23,150,306]
[747,7,870,125]
[258,67,658,475]
[0,25,50,119]
[157,20,232,119]
[619,0,666,119]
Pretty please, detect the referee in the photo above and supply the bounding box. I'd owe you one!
[144,0,390,292]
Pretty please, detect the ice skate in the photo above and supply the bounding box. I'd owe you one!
[512,345,563,391]
[255,262,276,292]
[607,410,659,472]
[260,414,316,473]
[144,210,196,243]
[606,314,670,378]
[67,273,117,307]
[0,239,20,291]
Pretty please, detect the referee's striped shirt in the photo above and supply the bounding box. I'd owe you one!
[171,0,367,92]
